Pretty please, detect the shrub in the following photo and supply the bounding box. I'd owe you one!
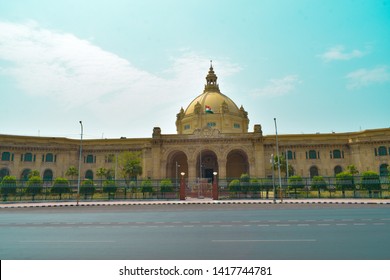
[160,179,174,193]
[361,171,381,196]
[240,174,250,192]
[51,177,71,199]
[26,176,43,200]
[311,176,327,190]
[80,179,96,198]
[250,178,261,192]
[141,179,153,193]
[228,179,240,192]
[1,175,17,199]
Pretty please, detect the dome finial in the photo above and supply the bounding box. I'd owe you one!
[210,60,213,69]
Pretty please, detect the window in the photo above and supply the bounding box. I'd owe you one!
[45,153,54,162]
[1,152,11,161]
[333,149,342,159]
[309,166,319,177]
[86,154,95,163]
[286,150,295,160]
[85,170,94,180]
[234,123,241,129]
[21,169,31,181]
[207,122,216,127]
[334,165,343,175]
[378,146,388,156]
[307,150,317,159]
[184,124,190,130]
[43,169,53,181]
[23,153,34,162]
[105,154,115,163]
[0,168,10,179]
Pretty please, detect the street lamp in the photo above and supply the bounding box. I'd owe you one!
[77,121,83,206]
[212,171,218,200]
[270,154,276,203]
[175,161,180,189]
[274,118,283,203]
[179,172,186,200]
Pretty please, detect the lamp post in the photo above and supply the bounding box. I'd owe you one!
[179,172,186,200]
[77,121,83,206]
[271,154,276,203]
[212,171,218,200]
[274,118,283,203]
[175,161,180,189]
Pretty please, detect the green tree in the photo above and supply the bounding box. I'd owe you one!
[346,165,359,175]
[118,151,143,186]
[65,166,79,185]
[28,170,40,179]
[1,175,17,201]
[311,176,327,197]
[288,175,305,197]
[51,177,71,200]
[96,167,107,186]
[272,155,294,177]
[361,171,381,197]
[103,180,117,199]
[336,171,355,198]
[26,176,43,200]
[80,179,96,199]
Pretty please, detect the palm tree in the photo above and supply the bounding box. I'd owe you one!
[65,166,79,185]
[96,167,107,187]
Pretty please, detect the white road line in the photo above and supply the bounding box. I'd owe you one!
[19,240,115,243]
[373,223,385,225]
[353,223,366,226]
[257,224,270,227]
[297,224,310,226]
[212,239,317,243]
[317,224,331,226]
[336,224,347,226]
[276,224,290,227]
[202,225,214,228]
[220,225,232,227]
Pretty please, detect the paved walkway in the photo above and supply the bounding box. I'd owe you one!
[0,197,389,208]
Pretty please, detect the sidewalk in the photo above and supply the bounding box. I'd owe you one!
[0,197,389,208]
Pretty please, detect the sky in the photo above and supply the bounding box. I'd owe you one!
[0,0,389,139]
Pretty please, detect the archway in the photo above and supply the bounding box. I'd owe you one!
[166,151,188,185]
[310,166,319,177]
[196,150,218,180]
[226,150,249,179]
[0,168,10,180]
[43,169,53,182]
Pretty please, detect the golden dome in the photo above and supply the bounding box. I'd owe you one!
[176,63,249,134]
[184,64,241,116]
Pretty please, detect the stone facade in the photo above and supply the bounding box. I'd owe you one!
[1,66,389,182]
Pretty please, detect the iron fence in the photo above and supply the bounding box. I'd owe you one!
[0,176,389,202]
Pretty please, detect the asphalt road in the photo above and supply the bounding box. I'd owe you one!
[0,204,389,260]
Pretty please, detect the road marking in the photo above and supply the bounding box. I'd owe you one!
[317,224,331,226]
[380,218,390,221]
[202,225,214,228]
[19,240,115,243]
[373,223,385,225]
[257,224,270,227]
[297,224,310,226]
[276,224,290,227]
[220,225,232,227]
[353,223,366,226]
[184,225,194,228]
[336,223,347,226]
[212,239,317,243]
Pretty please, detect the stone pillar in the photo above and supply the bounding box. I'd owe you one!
[218,159,227,178]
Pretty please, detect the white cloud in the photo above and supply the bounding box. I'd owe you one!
[0,21,240,136]
[346,66,390,89]
[319,45,365,62]
[251,75,301,97]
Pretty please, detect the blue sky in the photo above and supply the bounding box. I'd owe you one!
[1,0,389,139]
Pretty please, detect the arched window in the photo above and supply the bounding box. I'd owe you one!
[21,169,31,181]
[334,165,343,175]
[1,152,11,161]
[0,168,10,179]
[379,164,389,176]
[43,169,53,181]
[378,146,388,156]
[309,166,319,177]
[24,153,33,162]
[85,170,94,180]
[287,150,294,160]
[333,150,342,159]
[45,153,54,162]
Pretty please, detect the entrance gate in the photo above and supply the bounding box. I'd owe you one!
[186,178,212,199]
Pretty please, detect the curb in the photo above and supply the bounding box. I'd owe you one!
[1,199,389,209]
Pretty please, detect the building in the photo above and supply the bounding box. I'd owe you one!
[1,65,389,187]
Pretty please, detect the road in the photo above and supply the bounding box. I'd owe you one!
[0,203,389,260]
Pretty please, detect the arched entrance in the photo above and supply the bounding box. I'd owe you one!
[226,150,249,179]
[166,151,188,184]
[196,150,218,180]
